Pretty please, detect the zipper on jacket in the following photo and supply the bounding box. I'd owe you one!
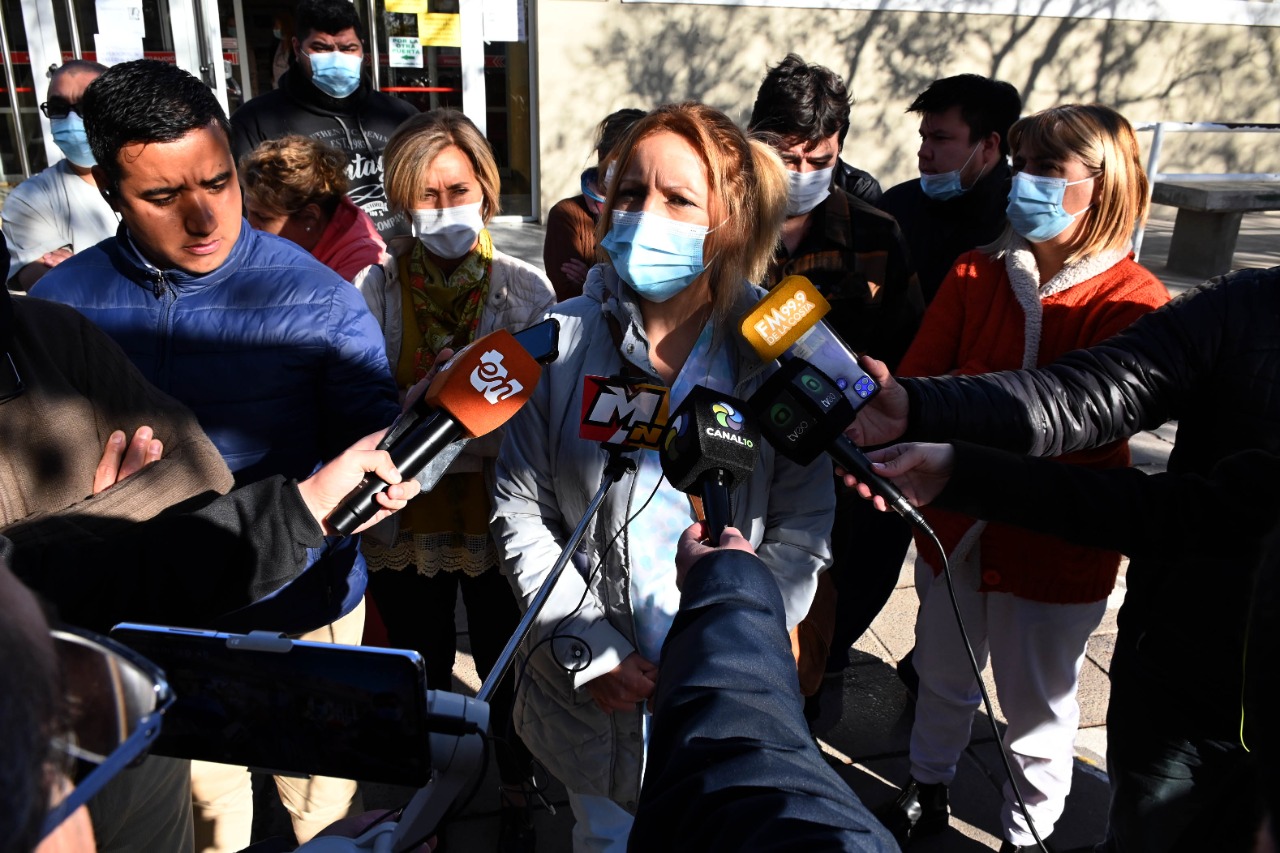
[151,270,177,391]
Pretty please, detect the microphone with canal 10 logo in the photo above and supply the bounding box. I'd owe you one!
[328,329,542,535]
[658,386,760,545]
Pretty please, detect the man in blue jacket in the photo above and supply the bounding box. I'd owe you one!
[32,58,400,852]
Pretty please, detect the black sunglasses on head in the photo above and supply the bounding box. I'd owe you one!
[40,100,83,120]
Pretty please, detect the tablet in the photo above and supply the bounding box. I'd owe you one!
[110,624,432,786]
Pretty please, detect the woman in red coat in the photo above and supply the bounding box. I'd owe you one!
[878,104,1170,852]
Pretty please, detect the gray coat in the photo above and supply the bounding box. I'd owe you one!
[491,265,835,809]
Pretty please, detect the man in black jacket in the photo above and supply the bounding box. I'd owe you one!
[878,74,1021,304]
[230,0,417,238]
[846,266,1280,852]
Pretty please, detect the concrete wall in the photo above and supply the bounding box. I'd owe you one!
[531,0,1280,218]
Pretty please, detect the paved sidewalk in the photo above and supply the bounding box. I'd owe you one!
[348,207,1277,851]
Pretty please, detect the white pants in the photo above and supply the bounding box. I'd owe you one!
[909,553,1106,846]
[191,600,367,852]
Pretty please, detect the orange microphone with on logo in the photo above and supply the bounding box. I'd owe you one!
[328,328,542,535]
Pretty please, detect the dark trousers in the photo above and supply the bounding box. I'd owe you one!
[826,490,914,671]
[368,566,532,785]
[1102,648,1263,852]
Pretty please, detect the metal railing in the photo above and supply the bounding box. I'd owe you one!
[1133,121,1280,259]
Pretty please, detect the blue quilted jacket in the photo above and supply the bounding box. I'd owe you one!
[33,222,400,630]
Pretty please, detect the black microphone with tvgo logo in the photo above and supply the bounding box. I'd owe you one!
[658,386,760,546]
[748,358,929,531]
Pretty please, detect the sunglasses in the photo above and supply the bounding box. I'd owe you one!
[39,100,84,120]
[40,628,173,842]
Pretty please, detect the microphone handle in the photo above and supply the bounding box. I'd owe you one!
[830,436,928,529]
[699,469,733,546]
[328,412,463,536]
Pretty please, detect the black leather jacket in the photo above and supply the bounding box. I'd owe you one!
[900,266,1280,738]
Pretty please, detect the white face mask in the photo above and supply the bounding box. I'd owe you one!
[786,166,834,217]
[410,202,485,259]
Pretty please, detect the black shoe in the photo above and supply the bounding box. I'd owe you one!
[874,778,948,843]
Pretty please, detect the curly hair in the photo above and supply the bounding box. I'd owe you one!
[239,135,350,219]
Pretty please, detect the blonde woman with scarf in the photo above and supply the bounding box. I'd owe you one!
[353,108,554,851]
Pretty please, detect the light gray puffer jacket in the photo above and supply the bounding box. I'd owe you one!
[491,265,834,810]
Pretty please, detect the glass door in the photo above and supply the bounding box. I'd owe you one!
[370,0,535,218]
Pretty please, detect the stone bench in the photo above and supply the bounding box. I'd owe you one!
[1151,180,1280,278]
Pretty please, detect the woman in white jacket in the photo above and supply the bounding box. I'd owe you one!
[492,102,835,851]
[353,108,554,850]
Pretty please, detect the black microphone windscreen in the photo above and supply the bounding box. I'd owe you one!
[659,386,760,494]
[748,358,856,466]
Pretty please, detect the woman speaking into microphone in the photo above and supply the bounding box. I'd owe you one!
[492,102,835,849]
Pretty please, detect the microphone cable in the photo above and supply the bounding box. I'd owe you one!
[511,452,663,700]
[909,513,1050,853]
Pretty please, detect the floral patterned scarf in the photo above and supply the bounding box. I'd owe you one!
[403,229,493,381]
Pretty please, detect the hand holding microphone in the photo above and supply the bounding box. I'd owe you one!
[658,386,760,545]
[747,357,928,530]
[840,443,956,511]
[328,329,541,535]
[740,276,925,529]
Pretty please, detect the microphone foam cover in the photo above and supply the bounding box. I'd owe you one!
[748,358,855,466]
[424,328,542,438]
[659,386,760,494]
[739,275,830,362]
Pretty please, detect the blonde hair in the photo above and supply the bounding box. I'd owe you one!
[382,109,501,223]
[239,135,349,218]
[991,103,1148,263]
[596,102,788,319]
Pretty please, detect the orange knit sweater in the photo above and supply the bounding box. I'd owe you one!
[898,248,1170,603]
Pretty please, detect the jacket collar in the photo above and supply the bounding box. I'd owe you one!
[117,219,251,293]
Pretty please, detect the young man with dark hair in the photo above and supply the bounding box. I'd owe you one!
[748,54,924,722]
[879,74,1022,303]
[231,0,417,238]
[31,58,400,852]
[749,52,883,206]
[2,60,115,290]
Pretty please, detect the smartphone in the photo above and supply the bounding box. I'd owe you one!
[109,624,433,786]
[513,317,560,365]
[781,319,879,415]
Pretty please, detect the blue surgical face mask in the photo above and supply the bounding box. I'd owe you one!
[600,210,709,303]
[581,168,605,204]
[1006,172,1093,243]
[920,143,982,201]
[51,113,96,168]
[307,51,362,99]
[786,166,834,216]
